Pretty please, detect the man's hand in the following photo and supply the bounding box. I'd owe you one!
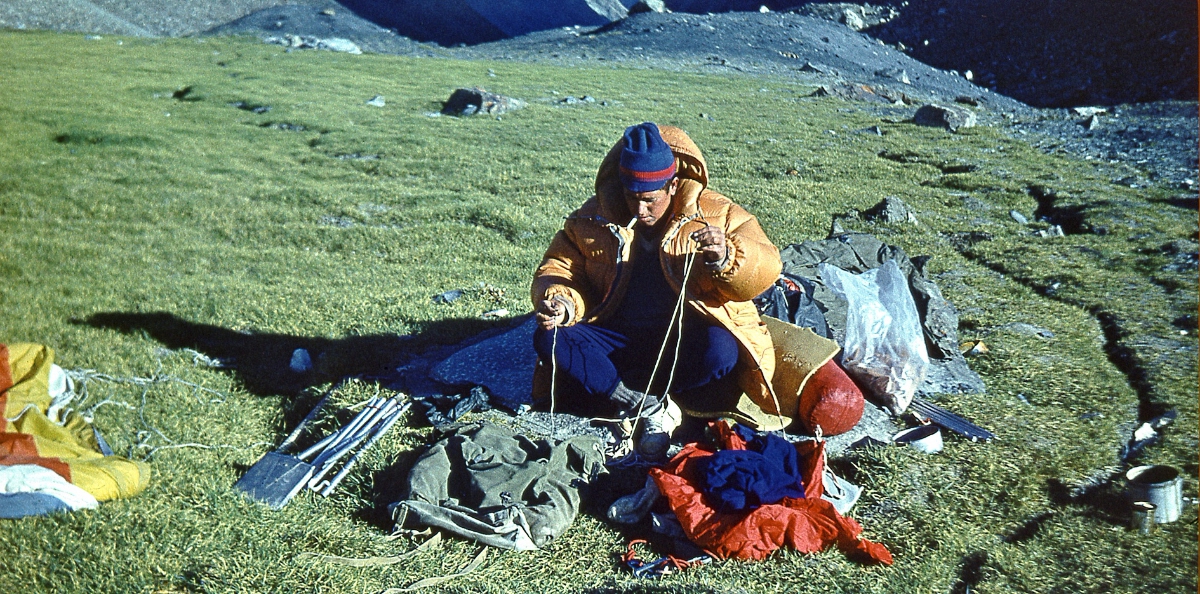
[691,225,727,264]
[536,298,566,331]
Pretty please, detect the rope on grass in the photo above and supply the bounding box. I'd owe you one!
[297,532,443,567]
[381,546,488,593]
[65,364,229,407]
[139,441,274,458]
[60,349,273,460]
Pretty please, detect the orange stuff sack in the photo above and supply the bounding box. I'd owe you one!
[796,360,864,436]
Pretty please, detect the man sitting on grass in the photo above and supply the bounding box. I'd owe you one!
[531,122,783,458]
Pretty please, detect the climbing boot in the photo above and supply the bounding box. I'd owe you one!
[635,397,682,461]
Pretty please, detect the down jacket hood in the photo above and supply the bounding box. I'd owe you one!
[593,125,709,224]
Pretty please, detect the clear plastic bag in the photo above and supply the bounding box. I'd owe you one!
[818,260,929,414]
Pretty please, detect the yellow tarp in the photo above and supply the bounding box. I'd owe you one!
[1,343,150,501]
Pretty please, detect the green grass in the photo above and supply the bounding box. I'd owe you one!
[0,31,1195,593]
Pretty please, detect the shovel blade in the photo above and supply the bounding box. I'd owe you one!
[235,452,315,510]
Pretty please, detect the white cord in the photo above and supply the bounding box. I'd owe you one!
[549,325,559,435]
[632,237,699,428]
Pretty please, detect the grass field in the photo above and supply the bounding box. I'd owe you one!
[0,31,1195,593]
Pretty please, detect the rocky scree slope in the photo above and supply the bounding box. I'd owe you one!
[854,0,1199,108]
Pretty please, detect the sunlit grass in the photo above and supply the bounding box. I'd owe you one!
[0,30,1194,594]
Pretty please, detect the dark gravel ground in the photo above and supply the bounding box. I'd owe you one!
[862,0,1199,108]
[3,2,1196,191]
[450,11,1024,110]
[206,2,441,56]
[447,11,1196,191]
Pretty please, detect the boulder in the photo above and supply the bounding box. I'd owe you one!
[794,3,900,31]
[875,68,910,85]
[864,196,916,224]
[442,87,526,116]
[335,0,626,46]
[914,103,977,132]
[629,0,668,14]
[264,34,362,54]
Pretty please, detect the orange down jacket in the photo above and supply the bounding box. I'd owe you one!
[531,126,787,428]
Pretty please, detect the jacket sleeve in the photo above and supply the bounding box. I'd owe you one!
[531,222,590,326]
[707,202,782,303]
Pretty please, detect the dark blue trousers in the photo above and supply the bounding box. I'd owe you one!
[533,317,739,416]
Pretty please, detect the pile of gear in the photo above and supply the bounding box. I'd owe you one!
[374,224,991,577]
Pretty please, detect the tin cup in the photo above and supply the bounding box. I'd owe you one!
[893,425,943,454]
[1126,465,1183,523]
[1130,501,1157,534]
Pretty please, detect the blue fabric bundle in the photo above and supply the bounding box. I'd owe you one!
[702,425,805,512]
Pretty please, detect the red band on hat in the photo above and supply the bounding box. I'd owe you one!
[619,161,676,181]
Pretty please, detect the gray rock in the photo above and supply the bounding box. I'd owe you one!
[1083,114,1101,130]
[824,401,897,456]
[442,87,526,116]
[779,233,975,363]
[289,348,313,373]
[432,289,464,303]
[919,356,987,396]
[795,3,899,31]
[1009,210,1029,224]
[365,95,386,107]
[559,95,596,105]
[829,217,847,237]
[840,7,864,30]
[1036,224,1065,238]
[628,0,668,14]
[875,68,910,85]
[812,82,893,103]
[1072,106,1108,117]
[914,103,977,131]
[865,195,916,224]
[431,317,537,411]
[1162,239,1200,272]
[265,34,362,54]
[318,38,362,54]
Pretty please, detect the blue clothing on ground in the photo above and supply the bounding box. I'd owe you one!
[0,492,74,518]
[701,425,805,512]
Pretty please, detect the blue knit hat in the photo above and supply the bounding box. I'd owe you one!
[619,122,677,192]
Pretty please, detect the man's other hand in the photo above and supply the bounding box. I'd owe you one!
[691,225,727,263]
[536,299,566,330]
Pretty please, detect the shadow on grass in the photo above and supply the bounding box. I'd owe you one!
[1046,472,1130,526]
[77,310,519,526]
[351,446,428,530]
[950,550,989,594]
[77,311,504,397]
[77,311,413,397]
